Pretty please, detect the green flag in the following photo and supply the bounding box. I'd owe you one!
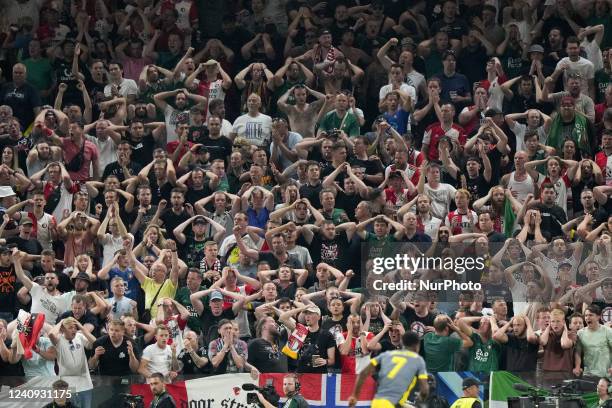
[503,199,516,238]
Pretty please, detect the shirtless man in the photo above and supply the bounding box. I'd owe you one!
[277,85,326,138]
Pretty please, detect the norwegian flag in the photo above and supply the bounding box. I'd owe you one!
[259,373,376,408]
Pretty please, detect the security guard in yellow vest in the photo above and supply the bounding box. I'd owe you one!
[450,378,482,408]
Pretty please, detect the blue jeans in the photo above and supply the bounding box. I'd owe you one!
[73,389,92,408]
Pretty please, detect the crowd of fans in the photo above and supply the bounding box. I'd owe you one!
[0,0,611,407]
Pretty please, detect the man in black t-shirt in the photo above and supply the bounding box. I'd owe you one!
[148,373,177,408]
[101,141,142,182]
[6,217,42,257]
[0,63,41,130]
[197,115,232,164]
[173,216,225,268]
[190,289,243,345]
[279,304,336,373]
[298,220,356,272]
[0,247,18,321]
[159,189,190,235]
[89,319,140,375]
[126,120,158,167]
[179,330,210,374]
[247,316,288,373]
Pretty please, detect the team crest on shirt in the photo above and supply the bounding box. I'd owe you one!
[410,321,426,338]
[119,352,125,359]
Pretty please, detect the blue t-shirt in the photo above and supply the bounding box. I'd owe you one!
[246,207,270,229]
[109,267,140,301]
[384,109,410,134]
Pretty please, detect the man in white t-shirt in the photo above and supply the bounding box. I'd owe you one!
[417,162,456,220]
[103,61,139,104]
[154,88,208,143]
[379,63,417,105]
[138,325,179,382]
[231,93,272,147]
[504,109,552,151]
[85,119,118,176]
[49,317,95,408]
[13,249,70,325]
[551,36,595,100]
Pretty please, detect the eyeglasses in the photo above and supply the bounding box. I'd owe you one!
[112,303,117,313]
[69,341,75,351]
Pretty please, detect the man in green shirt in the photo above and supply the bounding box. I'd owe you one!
[22,39,54,102]
[458,315,502,373]
[424,315,474,372]
[319,188,349,225]
[356,214,405,259]
[318,92,360,137]
[174,268,207,334]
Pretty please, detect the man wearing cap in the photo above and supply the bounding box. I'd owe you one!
[190,288,246,345]
[298,29,344,76]
[450,378,482,408]
[5,216,42,262]
[0,185,17,230]
[173,215,226,268]
[279,303,336,373]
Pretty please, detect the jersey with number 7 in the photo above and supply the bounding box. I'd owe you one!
[370,349,429,406]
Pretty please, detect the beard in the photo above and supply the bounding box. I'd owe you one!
[268,327,280,340]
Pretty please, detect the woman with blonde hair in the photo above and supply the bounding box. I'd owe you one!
[133,224,167,259]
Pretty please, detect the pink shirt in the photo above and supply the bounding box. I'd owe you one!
[62,137,99,182]
[121,56,153,81]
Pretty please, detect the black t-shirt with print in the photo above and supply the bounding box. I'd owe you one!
[296,328,336,373]
[300,231,351,272]
[0,265,18,315]
[91,335,140,376]
[247,338,288,373]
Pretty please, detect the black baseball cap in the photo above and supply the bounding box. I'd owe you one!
[463,378,481,389]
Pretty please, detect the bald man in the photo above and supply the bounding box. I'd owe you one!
[0,63,41,129]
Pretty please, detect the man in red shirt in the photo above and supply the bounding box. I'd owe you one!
[595,129,612,186]
[339,314,378,374]
[50,122,100,182]
[422,103,466,161]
